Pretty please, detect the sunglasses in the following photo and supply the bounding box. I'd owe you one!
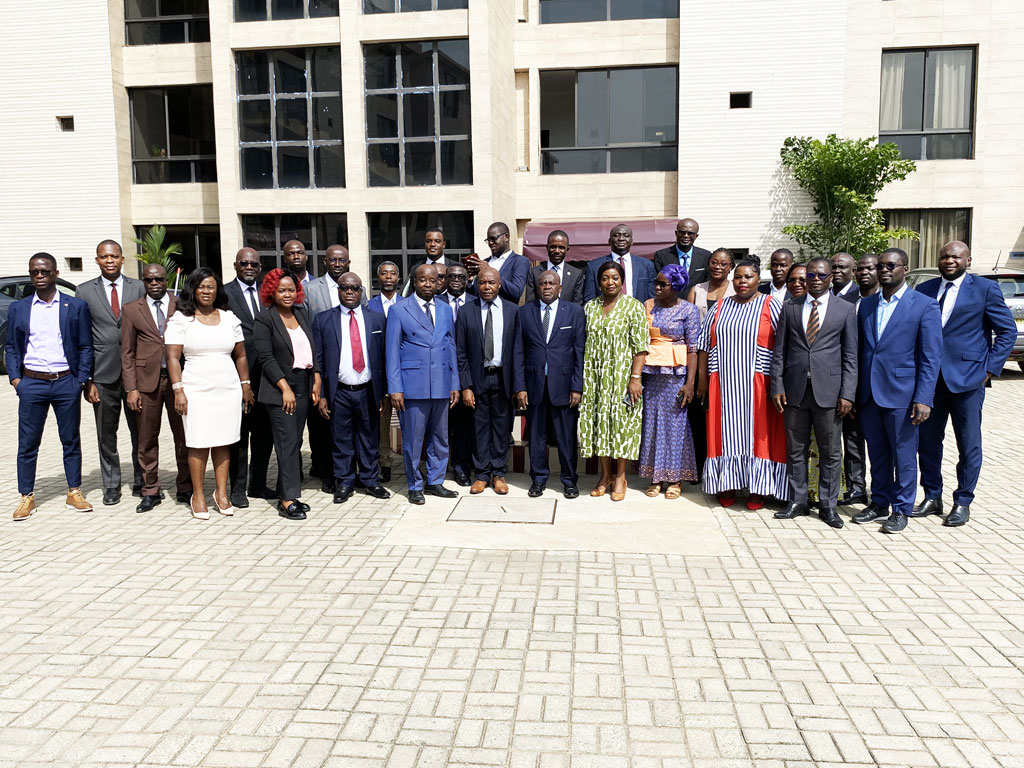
[142,276,166,283]
[876,262,903,272]
[237,261,260,268]
[29,269,53,276]
[654,280,672,288]
[806,272,830,280]
[338,285,361,292]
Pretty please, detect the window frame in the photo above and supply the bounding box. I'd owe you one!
[240,213,349,276]
[878,45,977,161]
[133,224,221,280]
[363,0,468,12]
[234,0,340,21]
[129,85,217,184]
[236,47,345,190]
[538,0,678,24]
[363,40,473,187]
[124,0,210,45]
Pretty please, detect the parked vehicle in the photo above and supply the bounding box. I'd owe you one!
[0,275,78,375]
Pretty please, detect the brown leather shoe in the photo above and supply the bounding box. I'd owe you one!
[65,488,93,513]
[13,494,34,521]
[470,479,488,494]
[493,477,509,495]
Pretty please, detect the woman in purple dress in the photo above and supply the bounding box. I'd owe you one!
[638,264,701,498]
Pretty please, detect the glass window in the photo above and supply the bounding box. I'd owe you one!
[125,0,209,44]
[240,214,349,276]
[234,0,339,21]
[133,224,220,283]
[879,47,975,160]
[884,208,971,269]
[364,40,472,187]
[363,0,467,13]
[366,211,473,292]
[129,85,217,184]
[540,0,677,24]
[236,47,344,189]
[540,66,677,174]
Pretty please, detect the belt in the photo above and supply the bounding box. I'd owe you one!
[484,366,502,375]
[22,368,72,381]
[338,380,370,391]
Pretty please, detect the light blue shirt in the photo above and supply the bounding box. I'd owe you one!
[675,245,693,273]
[24,294,69,372]
[876,282,909,339]
[480,300,503,367]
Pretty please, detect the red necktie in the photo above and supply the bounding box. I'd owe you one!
[349,310,365,373]
[619,256,628,295]
[110,282,120,319]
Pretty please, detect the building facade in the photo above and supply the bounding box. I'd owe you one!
[2,0,1022,284]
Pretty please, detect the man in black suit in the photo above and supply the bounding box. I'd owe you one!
[771,257,859,528]
[223,247,274,506]
[403,227,461,296]
[653,218,712,291]
[514,269,586,499]
[456,266,519,495]
[313,273,391,504]
[524,229,585,305]
[444,263,477,486]
[758,248,794,304]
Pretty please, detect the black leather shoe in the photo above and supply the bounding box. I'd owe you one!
[852,503,888,524]
[277,501,306,520]
[334,486,354,503]
[136,495,162,513]
[839,493,868,506]
[944,504,970,527]
[774,502,810,519]
[380,466,392,483]
[408,490,425,505]
[103,488,121,506]
[366,485,391,499]
[230,493,250,509]
[913,497,943,517]
[563,485,579,499]
[132,484,143,498]
[528,483,545,498]
[881,511,908,533]
[424,484,457,498]
[296,500,311,513]
[453,471,471,487]
[176,492,191,505]
[818,507,844,529]
[321,477,336,494]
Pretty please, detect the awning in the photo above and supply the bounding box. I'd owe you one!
[523,218,679,263]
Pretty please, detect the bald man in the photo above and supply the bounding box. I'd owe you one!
[306,244,351,315]
[223,247,274,505]
[653,217,712,289]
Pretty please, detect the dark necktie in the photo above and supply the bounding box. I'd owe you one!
[453,297,461,322]
[806,299,820,345]
[110,282,120,320]
[155,299,166,367]
[483,303,494,361]
[938,281,953,311]
[248,286,259,317]
[542,303,552,342]
[424,301,434,327]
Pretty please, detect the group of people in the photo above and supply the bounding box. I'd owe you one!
[6,219,1016,535]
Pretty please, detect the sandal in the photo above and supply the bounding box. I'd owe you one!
[190,494,209,521]
[590,484,607,497]
[644,484,661,498]
[665,483,682,500]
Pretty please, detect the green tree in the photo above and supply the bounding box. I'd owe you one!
[132,225,182,284]
[779,134,919,258]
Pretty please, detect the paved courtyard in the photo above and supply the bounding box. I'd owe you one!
[1,365,1023,768]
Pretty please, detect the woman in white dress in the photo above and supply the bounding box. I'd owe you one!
[165,268,255,520]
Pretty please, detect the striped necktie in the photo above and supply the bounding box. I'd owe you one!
[806,299,820,345]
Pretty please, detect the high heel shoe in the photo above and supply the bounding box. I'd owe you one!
[590,483,608,497]
[745,494,764,511]
[190,494,209,520]
[610,480,627,502]
[213,492,234,517]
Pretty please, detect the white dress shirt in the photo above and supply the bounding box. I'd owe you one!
[615,253,634,297]
[770,282,788,303]
[938,273,966,327]
[103,274,125,309]
[379,292,398,317]
[234,278,261,317]
[414,294,435,325]
[487,250,511,274]
[801,291,830,339]
[541,298,559,344]
[480,299,504,367]
[338,306,371,385]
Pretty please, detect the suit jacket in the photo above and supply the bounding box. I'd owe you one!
[770,295,858,408]
[313,305,388,407]
[916,274,1016,393]
[837,289,860,305]
[120,294,179,394]
[305,274,340,316]
[386,296,460,399]
[223,279,262,373]
[513,300,586,406]
[252,305,320,406]
[75,274,144,384]
[583,254,657,302]
[5,294,94,386]
[524,262,585,305]
[367,292,402,317]
[455,297,519,398]
[652,245,712,291]
[857,287,942,409]
[469,251,531,304]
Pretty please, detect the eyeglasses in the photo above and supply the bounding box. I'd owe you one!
[338,285,361,292]
[484,235,507,243]
[654,280,671,288]
[142,276,166,283]
[806,272,830,280]
[326,257,349,265]
[876,262,903,272]
[29,269,52,276]
[787,277,807,284]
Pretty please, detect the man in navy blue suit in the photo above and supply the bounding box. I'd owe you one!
[313,272,391,504]
[514,269,586,499]
[466,221,530,304]
[6,254,95,520]
[386,264,461,505]
[583,224,656,302]
[456,266,519,495]
[852,248,942,534]
[913,241,1016,527]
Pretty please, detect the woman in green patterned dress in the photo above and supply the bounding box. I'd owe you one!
[580,260,649,502]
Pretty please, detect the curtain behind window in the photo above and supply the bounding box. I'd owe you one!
[879,52,906,131]
[927,49,972,131]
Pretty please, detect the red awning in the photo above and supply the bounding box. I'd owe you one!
[523,219,679,263]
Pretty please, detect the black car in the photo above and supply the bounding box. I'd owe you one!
[0,275,78,374]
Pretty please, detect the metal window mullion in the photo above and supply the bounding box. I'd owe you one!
[396,50,406,184]
[268,57,281,188]
[433,43,441,184]
[306,49,315,188]
[266,0,273,21]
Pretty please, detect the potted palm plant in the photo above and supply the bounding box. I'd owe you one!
[132,225,183,293]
